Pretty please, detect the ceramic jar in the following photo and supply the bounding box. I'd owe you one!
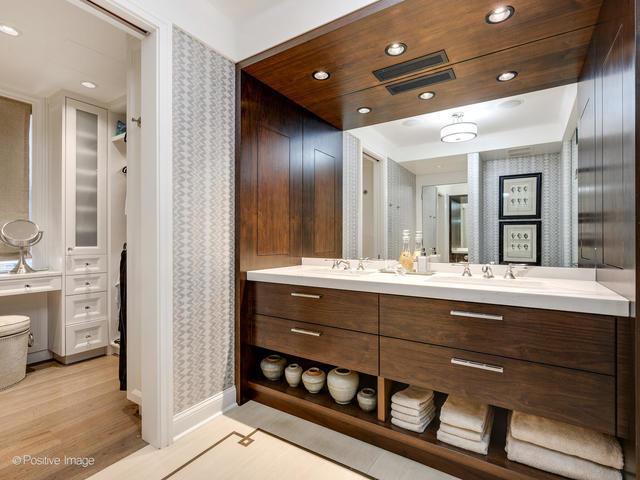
[301,367,326,393]
[327,368,359,404]
[284,363,303,387]
[260,354,287,381]
[357,387,377,412]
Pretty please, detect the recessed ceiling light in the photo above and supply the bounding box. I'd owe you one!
[500,99,523,109]
[497,71,518,82]
[312,70,330,81]
[385,42,407,56]
[418,91,435,100]
[486,6,515,24]
[357,107,372,114]
[0,24,20,36]
[81,81,97,89]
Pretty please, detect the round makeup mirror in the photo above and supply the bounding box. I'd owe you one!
[0,219,43,274]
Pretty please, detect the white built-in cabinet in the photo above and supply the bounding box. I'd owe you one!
[48,95,110,360]
[65,99,108,256]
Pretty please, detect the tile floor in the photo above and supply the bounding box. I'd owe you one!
[89,401,458,479]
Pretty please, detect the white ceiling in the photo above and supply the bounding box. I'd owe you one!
[402,154,468,176]
[0,0,128,103]
[349,84,577,164]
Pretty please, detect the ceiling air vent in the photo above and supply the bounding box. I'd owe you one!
[385,68,455,95]
[373,50,449,82]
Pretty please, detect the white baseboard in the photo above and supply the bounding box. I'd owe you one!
[128,388,142,406]
[172,386,237,440]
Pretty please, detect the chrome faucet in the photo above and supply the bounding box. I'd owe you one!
[504,263,527,279]
[453,262,472,277]
[335,259,351,270]
[482,262,495,279]
[356,258,370,271]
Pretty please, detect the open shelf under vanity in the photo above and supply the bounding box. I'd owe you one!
[245,346,567,480]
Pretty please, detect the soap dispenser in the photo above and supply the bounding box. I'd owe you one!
[413,231,424,272]
[399,230,413,271]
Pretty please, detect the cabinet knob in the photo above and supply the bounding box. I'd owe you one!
[24,284,31,289]
[84,306,91,310]
[85,282,91,286]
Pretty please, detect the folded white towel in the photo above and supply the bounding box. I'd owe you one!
[510,411,623,470]
[437,426,491,455]
[506,428,622,480]
[439,409,494,442]
[391,404,435,424]
[391,401,433,417]
[391,386,434,410]
[439,396,490,433]
[391,411,435,434]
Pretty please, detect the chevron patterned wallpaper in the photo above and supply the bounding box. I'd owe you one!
[172,27,235,414]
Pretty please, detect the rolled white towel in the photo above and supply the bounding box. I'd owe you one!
[391,403,435,425]
[391,411,435,434]
[437,426,491,455]
[439,409,494,442]
[391,386,434,410]
[506,427,622,480]
[391,401,433,417]
[510,411,623,470]
[439,396,490,433]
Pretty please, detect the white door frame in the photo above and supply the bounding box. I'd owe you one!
[67,0,174,448]
[362,148,387,259]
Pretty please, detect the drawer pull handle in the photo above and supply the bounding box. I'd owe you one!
[451,357,504,373]
[24,284,31,289]
[85,282,91,286]
[84,306,91,310]
[290,328,322,337]
[290,293,322,299]
[450,310,503,321]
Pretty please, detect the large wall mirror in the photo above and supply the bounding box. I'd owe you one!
[344,84,579,268]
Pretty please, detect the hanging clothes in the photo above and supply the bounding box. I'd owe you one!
[118,243,127,391]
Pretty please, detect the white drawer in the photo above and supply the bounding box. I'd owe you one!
[65,292,107,325]
[65,319,108,355]
[66,273,108,295]
[0,275,62,297]
[65,255,107,274]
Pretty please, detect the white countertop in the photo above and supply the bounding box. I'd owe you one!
[0,270,62,280]
[247,263,630,317]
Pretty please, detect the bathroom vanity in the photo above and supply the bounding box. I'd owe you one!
[239,263,631,480]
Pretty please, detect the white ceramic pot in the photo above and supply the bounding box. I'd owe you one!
[284,363,303,387]
[327,368,359,404]
[301,367,326,394]
[260,354,287,381]
[357,387,377,412]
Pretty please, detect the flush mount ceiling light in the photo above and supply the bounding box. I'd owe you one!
[486,6,515,24]
[497,71,518,82]
[440,112,478,143]
[385,42,407,56]
[500,98,523,109]
[357,107,372,114]
[418,91,436,100]
[80,81,97,89]
[312,70,330,81]
[0,24,20,36]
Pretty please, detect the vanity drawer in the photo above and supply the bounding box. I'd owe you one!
[249,314,378,375]
[380,295,615,375]
[65,292,108,325]
[65,319,108,355]
[0,275,62,297]
[253,282,378,334]
[65,255,107,274]
[380,336,615,434]
[65,273,108,295]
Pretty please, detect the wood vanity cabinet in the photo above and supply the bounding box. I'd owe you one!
[247,282,623,437]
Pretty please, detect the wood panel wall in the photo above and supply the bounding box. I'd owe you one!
[577,0,636,471]
[238,72,342,274]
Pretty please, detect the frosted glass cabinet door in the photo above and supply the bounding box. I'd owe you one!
[65,98,108,255]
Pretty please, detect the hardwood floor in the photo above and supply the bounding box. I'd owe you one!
[0,355,146,480]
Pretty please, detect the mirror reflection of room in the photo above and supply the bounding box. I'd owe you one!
[345,84,578,268]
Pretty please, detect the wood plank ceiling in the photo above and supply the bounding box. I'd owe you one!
[241,0,603,130]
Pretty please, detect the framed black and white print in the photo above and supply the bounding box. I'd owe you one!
[499,173,542,219]
[499,221,541,265]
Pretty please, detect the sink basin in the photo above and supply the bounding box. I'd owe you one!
[306,267,379,276]
[425,275,545,289]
